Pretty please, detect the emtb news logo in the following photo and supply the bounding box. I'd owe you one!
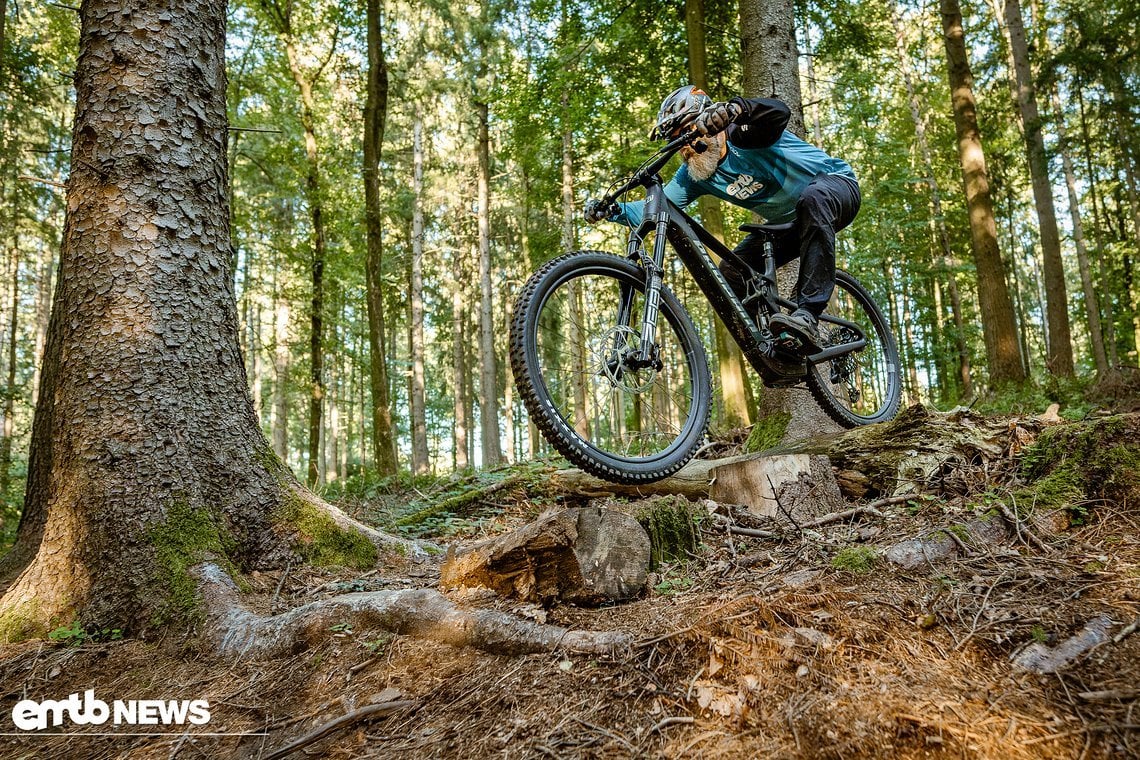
[11,690,210,731]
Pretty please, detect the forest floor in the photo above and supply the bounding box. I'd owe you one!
[2,403,1140,759]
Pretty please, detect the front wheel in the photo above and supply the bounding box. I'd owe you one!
[806,269,902,427]
[510,251,712,484]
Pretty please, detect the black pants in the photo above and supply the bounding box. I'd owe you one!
[721,173,861,318]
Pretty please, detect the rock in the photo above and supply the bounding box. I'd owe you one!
[440,507,650,606]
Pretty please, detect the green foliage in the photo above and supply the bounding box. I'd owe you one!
[47,621,123,646]
[653,564,694,596]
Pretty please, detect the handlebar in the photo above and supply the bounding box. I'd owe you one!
[597,130,705,208]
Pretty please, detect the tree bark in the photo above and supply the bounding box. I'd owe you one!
[1051,90,1108,376]
[452,278,470,470]
[476,101,502,466]
[688,0,754,428]
[0,247,17,498]
[940,0,1025,386]
[0,0,411,639]
[364,0,398,476]
[738,0,839,442]
[409,118,430,475]
[1002,0,1073,375]
[1076,86,1117,367]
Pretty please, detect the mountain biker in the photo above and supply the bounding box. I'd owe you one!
[583,85,861,353]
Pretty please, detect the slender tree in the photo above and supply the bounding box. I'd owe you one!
[475,100,502,466]
[409,118,429,475]
[259,0,336,485]
[1002,0,1073,375]
[363,0,398,474]
[940,0,1025,385]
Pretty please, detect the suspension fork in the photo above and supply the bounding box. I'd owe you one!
[632,187,670,363]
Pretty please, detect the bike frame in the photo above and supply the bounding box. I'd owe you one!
[611,145,867,388]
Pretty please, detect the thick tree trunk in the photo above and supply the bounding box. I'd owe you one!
[0,0,410,640]
[476,101,502,466]
[409,119,429,475]
[940,0,1025,385]
[738,0,839,443]
[894,12,971,397]
[364,0,398,476]
[1002,0,1073,375]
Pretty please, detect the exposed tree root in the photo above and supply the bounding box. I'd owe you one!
[288,485,434,559]
[193,563,630,660]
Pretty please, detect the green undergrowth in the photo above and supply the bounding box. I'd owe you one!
[972,376,1095,420]
[346,461,562,539]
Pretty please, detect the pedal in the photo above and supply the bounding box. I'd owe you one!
[773,332,804,355]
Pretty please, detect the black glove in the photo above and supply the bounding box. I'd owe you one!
[584,198,618,224]
[693,101,743,136]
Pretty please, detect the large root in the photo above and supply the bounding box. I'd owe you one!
[286,485,435,560]
[193,563,630,660]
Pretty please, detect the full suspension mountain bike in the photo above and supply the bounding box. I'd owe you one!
[509,131,901,484]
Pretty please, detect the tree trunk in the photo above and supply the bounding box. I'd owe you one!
[894,12,971,397]
[273,29,330,487]
[0,0,408,638]
[0,0,6,68]
[453,281,470,471]
[409,118,430,475]
[476,101,501,466]
[940,0,1025,386]
[0,247,16,499]
[738,0,839,443]
[272,298,290,461]
[1002,0,1073,375]
[688,0,754,428]
[1051,90,1107,376]
[1076,87,1117,367]
[364,0,398,476]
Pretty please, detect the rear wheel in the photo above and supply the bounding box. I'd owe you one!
[510,251,711,484]
[806,269,901,427]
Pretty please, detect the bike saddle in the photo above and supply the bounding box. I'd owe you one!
[738,221,795,237]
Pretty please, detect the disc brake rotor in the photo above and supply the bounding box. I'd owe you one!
[591,325,657,394]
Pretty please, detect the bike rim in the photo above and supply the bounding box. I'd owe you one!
[531,267,702,463]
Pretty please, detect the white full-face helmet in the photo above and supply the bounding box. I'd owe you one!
[649,85,712,140]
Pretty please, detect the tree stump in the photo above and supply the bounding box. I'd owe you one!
[709,454,843,524]
[440,507,650,606]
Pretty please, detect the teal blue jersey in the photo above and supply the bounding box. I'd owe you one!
[611,98,856,227]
